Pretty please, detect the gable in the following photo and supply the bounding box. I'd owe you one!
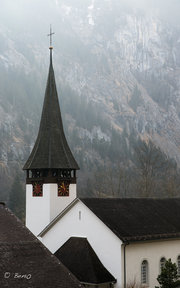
[39,197,180,246]
[39,199,122,252]
[39,199,123,286]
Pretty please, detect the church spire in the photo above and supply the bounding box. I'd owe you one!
[23,34,79,173]
[24,30,79,236]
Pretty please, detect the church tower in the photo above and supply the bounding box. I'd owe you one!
[23,37,79,236]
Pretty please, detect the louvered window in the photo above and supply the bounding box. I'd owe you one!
[177,256,180,275]
[141,260,148,285]
[160,257,166,271]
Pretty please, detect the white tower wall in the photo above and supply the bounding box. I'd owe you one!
[50,183,77,221]
[26,183,77,236]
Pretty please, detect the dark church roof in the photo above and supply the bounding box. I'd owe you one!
[23,49,79,170]
[55,237,116,285]
[81,198,180,242]
[0,203,81,288]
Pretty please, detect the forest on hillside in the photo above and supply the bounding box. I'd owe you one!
[0,0,180,220]
[8,88,180,221]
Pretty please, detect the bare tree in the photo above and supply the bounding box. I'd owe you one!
[134,140,167,197]
[126,278,144,288]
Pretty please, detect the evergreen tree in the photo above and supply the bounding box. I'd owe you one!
[8,174,25,221]
[156,259,180,288]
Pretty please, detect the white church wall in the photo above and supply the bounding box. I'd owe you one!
[26,184,51,236]
[50,183,77,221]
[26,183,77,237]
[125,239,180,288]
[40,200,122,288]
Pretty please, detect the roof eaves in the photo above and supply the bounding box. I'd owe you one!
[80,280,117,286]
[123,233,180,243]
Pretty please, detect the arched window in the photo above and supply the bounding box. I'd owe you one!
[160,257,166,271]
[141,260,148,285]
[177,256,180,275]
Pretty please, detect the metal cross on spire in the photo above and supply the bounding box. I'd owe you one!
[47,25,55,49]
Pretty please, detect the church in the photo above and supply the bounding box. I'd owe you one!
[23,40,180,288]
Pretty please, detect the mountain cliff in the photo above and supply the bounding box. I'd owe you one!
[0,0,180,199]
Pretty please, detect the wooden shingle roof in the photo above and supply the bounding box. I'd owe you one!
[55,237,116,285]
[23,50,79,170]
[0,203,81,288]
[81,198,180,242]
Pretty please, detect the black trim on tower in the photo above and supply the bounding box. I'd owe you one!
[26,169,77,184]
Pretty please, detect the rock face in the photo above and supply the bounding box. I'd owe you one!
[55,0,180,163]
[0,0,180,197]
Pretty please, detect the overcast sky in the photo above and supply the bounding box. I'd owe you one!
[0,0,180,35]
[124,0,180,22]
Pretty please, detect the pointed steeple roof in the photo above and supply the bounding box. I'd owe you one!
[23,49,79,170]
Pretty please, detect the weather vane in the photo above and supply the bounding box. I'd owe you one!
[47,25,55,49]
